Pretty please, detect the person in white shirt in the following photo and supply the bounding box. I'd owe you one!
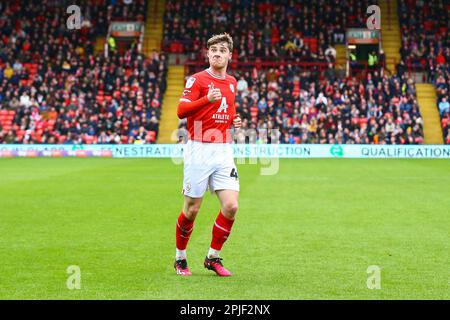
[236,76,248,95]
[20,92,32,107]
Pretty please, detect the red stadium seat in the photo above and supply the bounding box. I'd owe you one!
[169,42,184,53]
[359,118,368,127]
[146,130,156,142]
[304,38,318,53]
[169,42,177,53]
[250,106,259,118]
[84,135,94,144]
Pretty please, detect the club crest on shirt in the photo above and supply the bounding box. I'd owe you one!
[229,84,234,93]
[186,77,196,89]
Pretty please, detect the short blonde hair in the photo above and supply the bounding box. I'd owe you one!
[207,33,233,52]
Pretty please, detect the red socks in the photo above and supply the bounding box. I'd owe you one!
[176,210,235,253]
[176,211,194,250]
[210,211,235,251]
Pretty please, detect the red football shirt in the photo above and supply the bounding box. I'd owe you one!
[179,68,237,143]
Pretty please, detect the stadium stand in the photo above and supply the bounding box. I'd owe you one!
[0,0,167,144]
[171,0,425,145]
[435,67,450,144]
[178,66,424,144]
[398,0,450,144]
[0,0,438,145]
[163,0,376,62]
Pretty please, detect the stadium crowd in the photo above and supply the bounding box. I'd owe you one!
[0,0,444,145]
[163,0,376,62]
[435,69,450,144]
[0,0,168,144]
[179,65,424,145]
[398,0,450,144]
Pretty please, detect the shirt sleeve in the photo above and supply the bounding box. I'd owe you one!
[179,76,201,103]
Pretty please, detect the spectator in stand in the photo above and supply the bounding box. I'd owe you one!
[236,75,249,97]
[325,45,336,63]
[439,97,449,116]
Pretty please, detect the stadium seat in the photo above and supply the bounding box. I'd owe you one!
[303,38,318,53]
[146,131,157,143]
[84,135,95,144]
[250,107,258,119]
[359,118,368,127]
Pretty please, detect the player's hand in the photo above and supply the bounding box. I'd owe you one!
[207,83,222,102]
[233,115,242,129]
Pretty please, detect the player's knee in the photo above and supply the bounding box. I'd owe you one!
[185,203,201,219]
[222,202,238,216]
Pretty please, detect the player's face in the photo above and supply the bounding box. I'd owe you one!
[207,42,231,69]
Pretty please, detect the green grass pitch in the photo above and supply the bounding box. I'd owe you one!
[0,157,449,299]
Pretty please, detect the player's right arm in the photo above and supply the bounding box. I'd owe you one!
[177,77,222,119]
